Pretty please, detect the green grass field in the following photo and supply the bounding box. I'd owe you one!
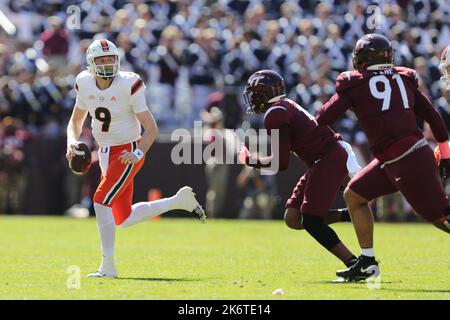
[0,216,448,300]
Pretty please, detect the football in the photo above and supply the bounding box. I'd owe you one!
[69,143,92,175]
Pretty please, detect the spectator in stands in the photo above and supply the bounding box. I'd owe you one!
[236,166,278,220]
[0,117,29,214]
[39,16,69,75]
[148,25,184,127]
[184,28,221,126]
[202,107,229,218]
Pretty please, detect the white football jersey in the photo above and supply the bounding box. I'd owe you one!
[74,70,148,146]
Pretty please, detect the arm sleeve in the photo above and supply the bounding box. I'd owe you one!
[130,82,149,113]
[414,90,448,143]
[245,125,291,171]
[74,83,88,110]
[316,92,352,126]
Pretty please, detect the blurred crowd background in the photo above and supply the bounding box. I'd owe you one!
[0,0,449,221]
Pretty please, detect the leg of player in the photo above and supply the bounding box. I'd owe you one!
[335,187,380,281]
[384,146,450,234]
[88,203,117,278]
[285,208,356,267]
[343,187,374,251]
[326,208,352,223]
[302,213,357,267]
[336,157,401,281]
[284,208,351,230]
[119,186,206,228]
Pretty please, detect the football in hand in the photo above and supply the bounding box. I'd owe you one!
[69,143,92,175]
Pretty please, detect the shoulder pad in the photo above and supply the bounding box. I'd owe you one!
[264,106,289,129]
[119,71,145,95]
[74,70,92,92]
[335,70,364,92]
[394,66,419,88]
[119,71,141,82]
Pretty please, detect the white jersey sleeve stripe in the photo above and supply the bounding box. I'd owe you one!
[264,106,287,122]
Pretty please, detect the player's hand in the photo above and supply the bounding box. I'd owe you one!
[439,158,450,181]
[66,141,80,162]
[238,145,250,165]
[119,150,140,165]
[434,145,450,182]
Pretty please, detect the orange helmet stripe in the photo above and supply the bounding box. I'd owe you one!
[100,39,109,52]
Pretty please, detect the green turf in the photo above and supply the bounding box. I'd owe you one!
[0,216,448,300]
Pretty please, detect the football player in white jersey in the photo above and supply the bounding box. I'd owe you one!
[66,39,206,278]
[440,44,450,90]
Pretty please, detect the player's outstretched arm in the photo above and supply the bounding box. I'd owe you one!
[414,90,449,144]
[316,92,351,126]
[66,106,88,161]
[414,90,450,179]
[238,125,291,171]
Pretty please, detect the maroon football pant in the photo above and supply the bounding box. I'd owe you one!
[286,142,348,217]
[348,145,448,222]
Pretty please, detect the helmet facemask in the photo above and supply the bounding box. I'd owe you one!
[243,87,266,114]
[243,70,286,114]
[88,54,120,79]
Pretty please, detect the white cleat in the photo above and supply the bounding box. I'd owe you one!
[87,256,117,278]
[175,186,206,223]
[87,271,117,278]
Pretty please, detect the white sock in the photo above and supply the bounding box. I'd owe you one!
[361,248,375,257]
[120,196,179,228]
[99,255,116,275]
[94,203,116,257]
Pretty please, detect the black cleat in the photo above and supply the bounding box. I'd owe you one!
[336,255,380,282]
[344,256,358,268]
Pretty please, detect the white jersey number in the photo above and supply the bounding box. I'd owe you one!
[369,74,409,111]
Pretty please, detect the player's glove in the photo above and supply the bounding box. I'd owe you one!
[434,141,450,181]
[238,145,250,165]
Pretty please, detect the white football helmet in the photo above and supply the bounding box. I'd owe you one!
[86,39,120,78]
[439,45,450,89]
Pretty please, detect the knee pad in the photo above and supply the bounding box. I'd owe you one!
[302,213,341,250]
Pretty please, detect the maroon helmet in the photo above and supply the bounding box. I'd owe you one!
[243,70,286,114]
[352,34,393,71]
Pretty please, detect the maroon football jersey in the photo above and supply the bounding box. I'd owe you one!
[317,66,448,161]
[263,98,339,167]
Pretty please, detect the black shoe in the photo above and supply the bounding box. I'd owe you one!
[336,255,380,282]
